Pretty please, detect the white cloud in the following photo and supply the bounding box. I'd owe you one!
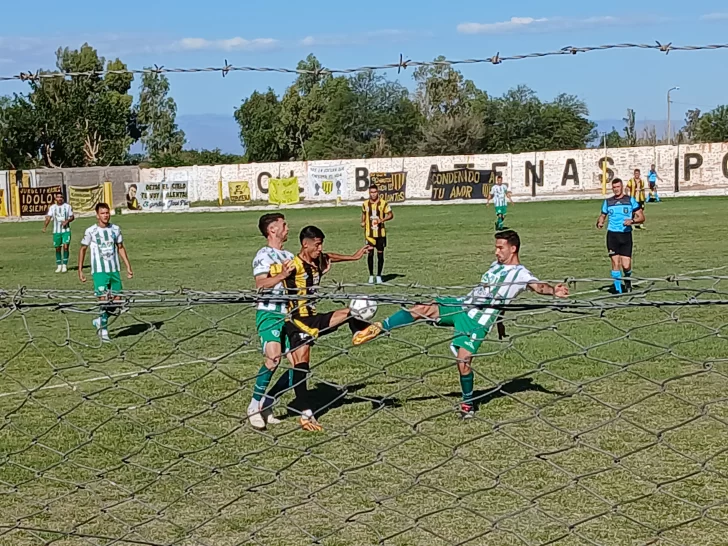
[701,13,728,21]
[176,37,280,52]
[299,29,420,48]
[457,15,631,35]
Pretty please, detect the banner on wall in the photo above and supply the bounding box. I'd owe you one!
[429,169,493,201]
[228,181,251,203]
[19,185,61,216]
[68,185,104,213]
[370,172,407,202]
[269,177,300,205]
[307,165,347,201]
[126,182,162,211]
[162,181,190,211]
[0,189,6,217]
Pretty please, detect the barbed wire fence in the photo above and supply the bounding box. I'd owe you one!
[1,41,727,83]
[1,272,728,545]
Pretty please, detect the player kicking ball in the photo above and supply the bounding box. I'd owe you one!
[353,230,568,419]
[78,203,134,342]
[262,226,371,431]
[486,175,513,231]
[43,192,74,273]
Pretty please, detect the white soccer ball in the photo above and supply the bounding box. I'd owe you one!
[349,298,378,321]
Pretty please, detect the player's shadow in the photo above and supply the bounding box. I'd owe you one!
[381,273,405,283]
[114,321,164,338]
[68,264,90,272]
[275,377,563,420]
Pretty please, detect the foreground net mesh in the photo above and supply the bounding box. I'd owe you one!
[1,272,727,546]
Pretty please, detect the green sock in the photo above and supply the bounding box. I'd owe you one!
[382,309,416,331]
[55,249,62,265]
[252,366,275,402]
[62,249,69,265]
[100,311,109,328]
[460,372,474,404]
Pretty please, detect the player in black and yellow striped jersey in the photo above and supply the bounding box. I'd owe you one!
[361,184,394,284]
[264,225,371,431]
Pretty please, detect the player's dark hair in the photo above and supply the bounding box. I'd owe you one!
[258,213,285,237]
[369,184,378,190]
[634,169,641,173]
[612,178,623,185]
[95,202,110,212]
[496,174,503,180]
[495,230,520,253]
[300,225,325,243]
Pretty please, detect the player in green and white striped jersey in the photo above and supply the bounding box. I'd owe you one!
[353,230,568,419]
[486,175,513,231]
[78,203,134,342]
[247,213,296,430]
[42,192,75,273]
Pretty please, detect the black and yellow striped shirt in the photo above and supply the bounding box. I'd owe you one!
[270,255,327,318]
[362,198,391,243]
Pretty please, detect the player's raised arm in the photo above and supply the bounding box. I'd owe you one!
[327,245,371,263]
[528,281,569,298]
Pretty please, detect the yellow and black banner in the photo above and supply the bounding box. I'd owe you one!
[429,169,492,201]
[269,177,300,205]
[68,185,104,213]
[370,172,407,202]
[19,185,62,216]
[228,181,251,203]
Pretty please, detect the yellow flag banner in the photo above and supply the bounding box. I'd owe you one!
[68,185,104,213]
[18,185,62,216]
[228,181,251,204]
[269,177,300,205]
[0,189,7,217]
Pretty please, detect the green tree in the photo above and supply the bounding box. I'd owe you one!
[136,71,185,157]
[694,106,728,142]
[623,109,636,147]
[0,95,39,169]
[604,128,624,148]
[17,43,139,167]
[146,148,245,168]
[683,108,701,143]
[234,89,287,162]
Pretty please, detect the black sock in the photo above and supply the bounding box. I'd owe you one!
[264,370,293,405]
[367,252,375,276]
[377,251,385,276]
[292,362,311,411]
[348,316,370,332]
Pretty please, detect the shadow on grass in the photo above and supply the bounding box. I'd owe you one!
[275,377,563,420]
[114,321,164,338]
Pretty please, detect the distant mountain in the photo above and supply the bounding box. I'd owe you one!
[177,114,243,154]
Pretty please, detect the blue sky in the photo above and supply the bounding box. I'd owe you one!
[1,0,726,124]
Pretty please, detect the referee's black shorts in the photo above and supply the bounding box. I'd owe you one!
[366,236,387,252]
[607,231,633,258]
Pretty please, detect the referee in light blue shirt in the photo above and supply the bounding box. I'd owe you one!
[647,164,662,202]
[596,178,645,294]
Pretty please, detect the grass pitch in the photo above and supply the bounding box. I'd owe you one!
[1,198,727,546]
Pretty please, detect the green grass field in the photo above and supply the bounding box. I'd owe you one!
[1,198,728,546]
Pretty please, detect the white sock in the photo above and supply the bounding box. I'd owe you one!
[248,399,260,412]
[302,409,314,418]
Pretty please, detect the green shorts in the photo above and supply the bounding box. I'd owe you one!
[256,310,288,352]
[53,232,71,247]
[93,271,123,297]
[495,206,507,217]
[436,297,490,355]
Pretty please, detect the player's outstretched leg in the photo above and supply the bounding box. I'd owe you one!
[456,349,475,419]
[353,303,437,345]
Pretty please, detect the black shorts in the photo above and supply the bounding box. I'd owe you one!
[607,231,633,258]
[285,312,338,350]
[649,181,657,190]
[367,237,387,252]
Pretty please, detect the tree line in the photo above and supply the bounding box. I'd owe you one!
[1,44,727,170]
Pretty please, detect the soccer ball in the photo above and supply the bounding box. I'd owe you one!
[349,298,378,321]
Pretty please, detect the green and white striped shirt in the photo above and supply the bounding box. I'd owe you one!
[463,262,537,330]
[81,224,123,274]
[253,246,295,314]
[46,203,74,233]
[490,184,509,207]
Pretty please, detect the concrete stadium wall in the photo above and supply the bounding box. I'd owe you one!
[139,143,728,204]
[33,166,139,208]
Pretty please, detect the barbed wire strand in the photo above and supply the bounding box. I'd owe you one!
[1,41,726,83]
